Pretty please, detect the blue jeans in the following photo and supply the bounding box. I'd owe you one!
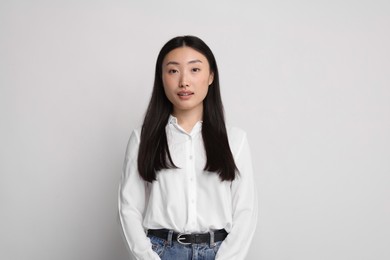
[147,231,223,260]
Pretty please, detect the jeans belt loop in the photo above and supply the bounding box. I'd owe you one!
[209,230,215,247]
[167,230,174,247]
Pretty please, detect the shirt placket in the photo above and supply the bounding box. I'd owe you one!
[186,133,197,231]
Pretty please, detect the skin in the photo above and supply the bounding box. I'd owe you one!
[162,46,214,133]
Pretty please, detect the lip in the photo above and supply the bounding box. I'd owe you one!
[177,91,194,100]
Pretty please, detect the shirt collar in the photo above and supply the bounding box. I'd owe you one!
[168,115,203,135]
[168,115,178,125]
[168,115,203,124]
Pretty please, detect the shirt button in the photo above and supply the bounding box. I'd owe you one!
[189,155,193,160]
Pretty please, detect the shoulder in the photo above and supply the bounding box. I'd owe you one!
[226,126,248,155]
[124,126,142,159]
[126,125,142,143]
[227,126,247,139]
[129,126,142,142]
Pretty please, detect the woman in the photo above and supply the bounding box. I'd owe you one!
[119,35,257,260]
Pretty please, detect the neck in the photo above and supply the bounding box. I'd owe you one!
[172,106,203,133]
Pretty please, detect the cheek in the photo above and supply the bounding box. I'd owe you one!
[163,76,177,89]
[199,84,210,98]
[200,76,211,93]
[162,80,176,101]
[163,86,175,104]
[163,85,173,100]
[201,73,212,85]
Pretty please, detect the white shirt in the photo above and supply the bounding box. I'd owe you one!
[118,116,258,260]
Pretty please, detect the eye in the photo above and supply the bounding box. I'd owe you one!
[168,69,178,74]
[191,68,200,72]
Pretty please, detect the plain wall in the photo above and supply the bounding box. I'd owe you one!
[1,0,389,259]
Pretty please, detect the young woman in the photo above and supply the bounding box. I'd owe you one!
[119,35,258,260]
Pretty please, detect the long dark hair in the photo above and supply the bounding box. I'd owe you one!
[138,35,238,182]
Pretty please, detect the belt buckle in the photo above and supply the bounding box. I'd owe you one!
[177,233,191,245]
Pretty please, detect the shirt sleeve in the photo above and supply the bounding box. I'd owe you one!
[215,132,259,260]
[118,130,161,260]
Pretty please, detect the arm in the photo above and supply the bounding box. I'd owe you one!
[118,130,160,260]
[215,132,258,260]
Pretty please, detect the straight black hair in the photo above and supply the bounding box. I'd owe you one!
[138,35,238,182]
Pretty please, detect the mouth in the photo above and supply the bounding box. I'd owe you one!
[178,91,194,97]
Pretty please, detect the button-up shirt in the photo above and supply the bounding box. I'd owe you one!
[119,116,258,259]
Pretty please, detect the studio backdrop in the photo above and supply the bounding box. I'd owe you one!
[1,0,389,259]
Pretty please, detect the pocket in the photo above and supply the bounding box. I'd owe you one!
[148,235,166,257]
[213,241,223,254]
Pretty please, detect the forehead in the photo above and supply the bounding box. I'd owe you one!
[163,46,209,64]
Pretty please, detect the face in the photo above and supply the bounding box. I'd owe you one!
[162,46,214,117]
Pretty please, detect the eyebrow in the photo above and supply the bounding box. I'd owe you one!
[165,59,203,66]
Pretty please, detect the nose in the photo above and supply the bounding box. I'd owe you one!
[179,71,189,88]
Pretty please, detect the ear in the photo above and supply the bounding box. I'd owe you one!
[208,72,214,86]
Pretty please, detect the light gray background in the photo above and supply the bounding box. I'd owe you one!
[1,0,389,259]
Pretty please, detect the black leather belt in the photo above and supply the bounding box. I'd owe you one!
[147,229,228,245]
